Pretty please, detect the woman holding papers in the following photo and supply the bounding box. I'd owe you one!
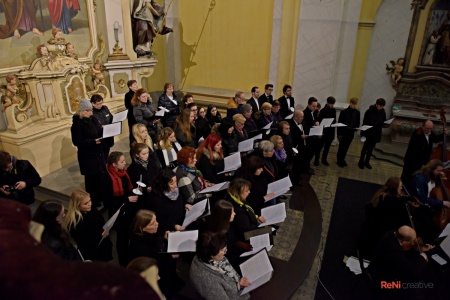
[132,88,160,142]
[258,141,280,187]
[91,94,114,158]
[128,209,184,298]
[269,135,290,181]
[174,108,197,148]
[196,134,229,184]
[156,127,182,169]
[240,104,258,134]
[259,102,275,129]
[226,178,266,241]
[176,147,212,204]
[32,200,81,261]
[104,152,139,266]
[190,232,250,300]
[70,99,106,209]
[64,190,113,262]
[158,83,180,128]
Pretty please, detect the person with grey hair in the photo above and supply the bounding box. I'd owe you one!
[258,140,278,206]
[240,104,258,133]
[71,99,106,209]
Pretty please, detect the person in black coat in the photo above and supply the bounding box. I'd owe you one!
[132,88,160,142]
[195,106,211,140]
[91,94,114,158]
[337,97,360,167]
[259,84,274,105]
[289,110,312,180]
[247,86,262,113]
[359,98,389,169]
[64,189,113,262]
[125,80,138,146]
[158,83,180,128]
[401,120,445,185]
[240,104,258,134]
[71,99,106,208]
[195,134,228,184]
[206,104,222,127]
[303,97,320,168]
[278,84,295,119]
[0,151,41,214]
[271,100,283,127]
[316,96,337,166]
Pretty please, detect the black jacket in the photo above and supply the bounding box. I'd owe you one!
[148,192,185,235]
[337,106,360,138]
[0,157,41,205]
[196,151,227,184]
[278,95,295,119]
[158,93,180,127]
[71,115,106,176]
[318,104,336,140]
[93,105,114,149]
[195,116,211,139]
[361,105,386,143]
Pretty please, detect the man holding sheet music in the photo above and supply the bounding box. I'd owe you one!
[337,97,360,167]
[316,96,336,166]
[303,97,320,170]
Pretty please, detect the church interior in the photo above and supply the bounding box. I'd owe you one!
[1,0,450,299]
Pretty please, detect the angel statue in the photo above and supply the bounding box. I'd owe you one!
[131,0,173,58]
[1,74,22,111]
[91,60,106,86]
[386,58,404,87]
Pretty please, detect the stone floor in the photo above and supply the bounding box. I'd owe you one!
[39,136,404,299]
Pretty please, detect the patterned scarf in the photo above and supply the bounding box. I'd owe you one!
[205,256,240,291]
[106,164,133,196]
[179,164,205,189]
[135,157,148,169]
[274,148,287,163]
[228,192,258,218]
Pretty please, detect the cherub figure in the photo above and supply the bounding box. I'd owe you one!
[92,60,105,86]
[386,58,404,87]
[37,44,54,70]
[65,42,78,59]
[1,74,21,112]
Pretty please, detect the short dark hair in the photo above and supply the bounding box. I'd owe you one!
[264,84,273,90]
[196,231,227,262]
[326,96,336,104]
[376,98,386,106]
[272,100,280,107]
[282,84,292,93]
[0,151,12,170]
[187,102,197,109]
[251,86,259,93]
[152,168,176,195]
[182,94,193,103]
[90,94,103,104]
[308,97,318,105]
[127,80,137,88]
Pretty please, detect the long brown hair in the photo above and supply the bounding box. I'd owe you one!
[174,108,194,142]
[414,159,443,179]
[371,177,401,207]
[131,88,148,107]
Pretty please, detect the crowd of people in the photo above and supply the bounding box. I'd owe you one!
[3,79,450,299]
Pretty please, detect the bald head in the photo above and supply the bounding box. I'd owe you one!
[293,110,304,123]
[396,225,416,250]
[422,120,433,135]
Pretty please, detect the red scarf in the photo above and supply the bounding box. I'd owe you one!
[106,164,133,196]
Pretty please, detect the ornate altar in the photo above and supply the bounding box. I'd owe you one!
[391,0,450,143]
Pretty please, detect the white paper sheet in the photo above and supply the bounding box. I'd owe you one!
[259,203,286,227]
[218,153,242,174]
[320,118,334,128]
[199,181,230,194]
[357,125,373,131]
[308,126,323,136]
[155,110,165,117]
[167,230,198,253]
[240,249,274,295]
[285,114,293,120]
[240,233,273,257]
[267,176,292,199]
[331,123,347,127]
[384,118,394,125]
[158,106,170,112]
[182,199,208,228]
[345,256,369,275]
[112,110,128,123]
[439,223,450,238]
[102,122,122,138]
[440,235,450,259]
[252,133,263,141]
[238,139,254,152]
[262,122,273,130]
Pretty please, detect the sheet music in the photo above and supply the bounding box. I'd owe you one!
[218,153,241,174]
[320,118,334,128]
[441,235,450,259]
[112,110,128,123]
[345,256,369,275]
[239,249,274,295]
[357,125,373,131]
[439,223,450,238]
[267,176,292,199]
[155,110,165,117]
[103,203,124,231]
[167,230,198,253]
[158,106,170,112]
[199,181,230,193]
[308,126,323,136]
[240,233,272,257]
[262,122,273,130]
[259,203,286,227]
[182,199,208,228]
[102,122,122,138]
[384,118,394,125]
[252,133,263,141]
[331,123,347,127]
[285,114,293,120]
[238,139,254,152]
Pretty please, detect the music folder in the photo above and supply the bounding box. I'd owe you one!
[101,122,122,139]
[239,249,274,295]
[112,110,128,123]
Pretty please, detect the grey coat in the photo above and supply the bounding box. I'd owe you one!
[190,256,249,300]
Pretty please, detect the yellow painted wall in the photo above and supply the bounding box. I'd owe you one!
[177,0,274,91]
[347,0,382,103]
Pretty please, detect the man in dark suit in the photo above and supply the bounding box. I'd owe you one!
[247,86,261,113]
[337,97,360,167]
[278,84,295,119]
[303,97,319,167]
[401,120,445,184]
[259,84,274,105]
[124,80,138,146]
[316,96,337,166]
[289,110,313,180]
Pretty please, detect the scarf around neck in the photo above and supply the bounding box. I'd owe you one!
[106,164,133,196]
[179,164,205,190]
[205,256,240,291]
[228,192,258,218]
[274,148,287,163]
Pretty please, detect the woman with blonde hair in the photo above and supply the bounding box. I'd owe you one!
[132,123,154,151]
[174,108,196,147]
[156,127,182,168]
[64,189,113,262]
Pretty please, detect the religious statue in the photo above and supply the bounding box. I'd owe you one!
[386,58,404,87]
[1,74,21,111]
[47,28,67,56]
[131,0,173,57]
[91,60,105,86]
[65,42,78,60]
[422,30,441,65]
